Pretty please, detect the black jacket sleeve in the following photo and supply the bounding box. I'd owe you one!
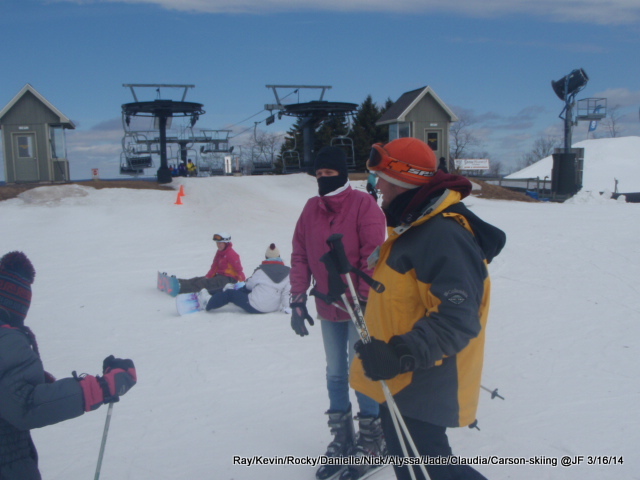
[0,329,85,431]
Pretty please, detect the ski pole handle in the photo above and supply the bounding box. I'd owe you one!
[326,234,386,293]
[326,234,352,274]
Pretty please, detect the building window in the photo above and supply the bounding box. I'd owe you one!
[50,126,67,159]
[427,132,439,151]
[17,134,35,159]
[389,122,411,141]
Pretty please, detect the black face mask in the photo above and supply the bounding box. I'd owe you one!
[317,175,347,196]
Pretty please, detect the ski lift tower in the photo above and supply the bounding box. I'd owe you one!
[265,85,357,171]
[122,84,205,184]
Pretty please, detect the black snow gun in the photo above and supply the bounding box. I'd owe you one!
[310,233,385,309]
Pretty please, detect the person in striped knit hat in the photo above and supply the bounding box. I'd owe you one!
[0,251,136,480]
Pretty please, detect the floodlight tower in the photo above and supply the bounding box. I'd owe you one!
[550,69,592,196]
[551,68,589,153]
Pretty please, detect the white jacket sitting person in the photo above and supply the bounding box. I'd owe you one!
[200,244,290,314]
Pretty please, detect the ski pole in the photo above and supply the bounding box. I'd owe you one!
[481,385,505,400]
[94,401,114,480]
[323,234,431,480]
[341,270,429,480]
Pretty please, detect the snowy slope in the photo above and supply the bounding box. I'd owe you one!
[1,174,639,480]
[505,136,640,194]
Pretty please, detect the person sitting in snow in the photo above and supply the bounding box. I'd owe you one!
[176,232,246,295]
[0,251,137,480]
[199,243,290,314]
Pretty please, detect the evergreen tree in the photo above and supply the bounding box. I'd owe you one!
[352,95,389,170]
[279,118,305,173]
[277,95,391,173]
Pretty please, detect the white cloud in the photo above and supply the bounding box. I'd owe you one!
[592,88,640,108]
[51,0,640,25]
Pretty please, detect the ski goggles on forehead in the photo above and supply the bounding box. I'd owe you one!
[367,143,435,179]
[212,234,228,242]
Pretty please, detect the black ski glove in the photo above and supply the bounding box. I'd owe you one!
[291,303,314,336]
[355,336,416,381]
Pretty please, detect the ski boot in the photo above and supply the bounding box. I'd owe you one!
[316,407,355,480]
[339,415,386,480]
[197,289,212,311]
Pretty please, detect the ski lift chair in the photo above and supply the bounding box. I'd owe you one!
[252,159,275,175]
[119,153,145,176]
[282,150,301,174]
[330,135,356,170]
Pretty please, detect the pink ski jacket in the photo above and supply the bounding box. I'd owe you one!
[291,185,385,321]
[205,243,246,281]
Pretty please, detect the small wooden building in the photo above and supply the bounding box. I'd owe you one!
[376,86,457,162]
[0,84,75,183]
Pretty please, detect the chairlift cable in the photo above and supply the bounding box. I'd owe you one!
[222,88,300,132]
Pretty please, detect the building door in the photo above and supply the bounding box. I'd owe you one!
[12,132,39,182]
[423,129,443,161]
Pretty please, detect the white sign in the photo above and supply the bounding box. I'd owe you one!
[454,158,490,170]
[18,126,29,130]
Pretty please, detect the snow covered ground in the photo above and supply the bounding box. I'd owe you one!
[505,135,640,194]
[1,174,639,480]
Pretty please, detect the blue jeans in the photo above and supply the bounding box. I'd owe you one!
[320,319,379,417]
[206,288,262,314]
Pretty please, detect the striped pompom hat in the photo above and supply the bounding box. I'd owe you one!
[0,251,36,326]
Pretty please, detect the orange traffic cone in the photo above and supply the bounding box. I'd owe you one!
[178,185,185,196]
[175,193,183,205]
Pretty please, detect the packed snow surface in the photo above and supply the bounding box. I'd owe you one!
[1,174,639,479]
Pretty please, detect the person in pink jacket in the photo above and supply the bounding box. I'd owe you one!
[290,146,386,480]
[177,232,246,294]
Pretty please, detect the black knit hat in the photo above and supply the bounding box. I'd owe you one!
[314,146,348,178]
[0,251,35,326]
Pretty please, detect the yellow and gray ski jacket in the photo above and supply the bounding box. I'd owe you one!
[350,183,505,428]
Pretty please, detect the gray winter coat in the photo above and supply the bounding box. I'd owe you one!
[0,326,85,480]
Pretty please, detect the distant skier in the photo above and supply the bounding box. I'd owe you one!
[187,159,197,177]
[176,232,246,295]
[0,251,136,480]
[366,172,378,201]
[200,243,291,314]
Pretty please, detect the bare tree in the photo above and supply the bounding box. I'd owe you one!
[519,135,561,168]
[239,130,283,172]
[488,160,503,177]
[449,115,481,163]
[601,104,623,138]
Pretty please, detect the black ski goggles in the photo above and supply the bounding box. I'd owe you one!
[213,234,229,242]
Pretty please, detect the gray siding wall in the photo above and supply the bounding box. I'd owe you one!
[406,96,451,160]
[1,91,60,182]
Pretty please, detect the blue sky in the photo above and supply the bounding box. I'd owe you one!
[2,0,640,179]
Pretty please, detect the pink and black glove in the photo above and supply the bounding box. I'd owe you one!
[79,355,137,412]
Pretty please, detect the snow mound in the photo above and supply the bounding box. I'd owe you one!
[18,185,91,205]
[565,189,627,204]
[505,136,640,193]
